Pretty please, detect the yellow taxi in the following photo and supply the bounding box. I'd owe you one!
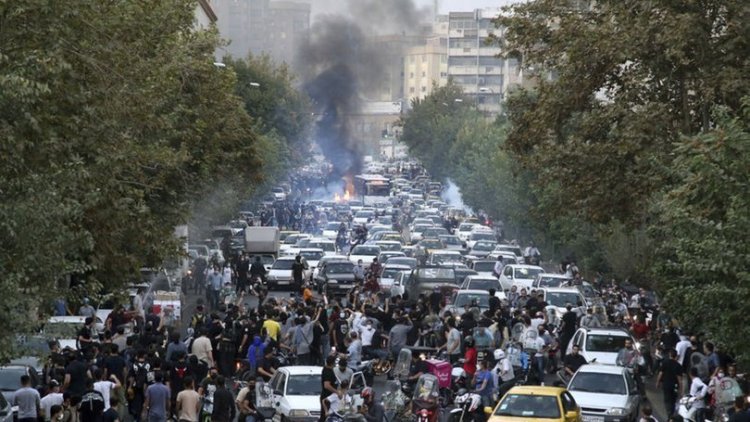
[487,386,582,422]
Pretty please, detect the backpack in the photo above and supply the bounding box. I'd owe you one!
[172,363,189,384]
[133,362,153,390]
[191,313,206,329]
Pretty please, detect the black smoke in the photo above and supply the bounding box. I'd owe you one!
[299,2,429,178]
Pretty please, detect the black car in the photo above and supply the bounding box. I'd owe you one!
[315,261,356,295]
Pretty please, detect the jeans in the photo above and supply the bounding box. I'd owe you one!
[245,416,257,422]
[321,334,330,364]
[209,289,220,309]
[534,355,546,379]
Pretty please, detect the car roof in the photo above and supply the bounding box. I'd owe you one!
[457,289,490,295]
[506,386,568,396]
[581,327,632,336]
[465,275,499,281]
[383,264,411,270]
[575,364,628,375]
[279,366,323,375]
[298,248,324,253]
[507,264,544,269]
[431,250,462,255]
[276,256,297,261]
[537,273,570,279]
[541,287,581,293]
[376,241,402,245]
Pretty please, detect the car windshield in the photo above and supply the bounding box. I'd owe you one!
[309,243,335,252]
[387,258,417,268]
[468,279,500,291]
[586,334,629,352]
[514,267,543,279]
[285,374,320,395]
[272,260,295,270]
[454,293,490,308]
[249,255,275,266]
[424,228,448,236]
[570,373,627,395]
[0,368,25,391]
[300,251,324,261]
[381,268,403,279]
[538,276,568,288]
[351,246,380,255]
[494,394,561,419]
[416,268,456,281]
[413,225,432,232]
[473,241,496,251]
[473,262,495,272]
[355,211,374,218]
[432,254,462,264]
[420,240,443,249]
[470,233,495,241]
[378,243,401,251]
[440,236,461,245]
[545,292,582,307]
[459,224,474,232]
[325,223,340,230]
[326,263,354,274]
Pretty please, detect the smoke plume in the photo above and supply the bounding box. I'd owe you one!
[299,0,429,178]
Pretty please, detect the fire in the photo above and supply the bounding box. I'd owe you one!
[332,173,355,203]
[334,192,341,202]
[344,190,351,201]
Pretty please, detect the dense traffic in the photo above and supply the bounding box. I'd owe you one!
[4,158,747,422]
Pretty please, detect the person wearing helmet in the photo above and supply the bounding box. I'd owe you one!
[463,336,477,379]
[358,387,384,422]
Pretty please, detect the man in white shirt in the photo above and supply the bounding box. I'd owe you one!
[93,370,121,411]
[323,380,352,416]
[40,381,63,422]
[675,336,692,365]
[689,367,708,422]
[493,256,504,277]
[191,329,214,367]
[492,350,515,400]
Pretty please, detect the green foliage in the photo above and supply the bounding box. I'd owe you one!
[652,102,750,364]
[399,83,477,180]
[0,0,264,360]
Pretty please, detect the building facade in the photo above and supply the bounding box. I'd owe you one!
[212,0,310,69]
[446,8,521,115]
[403,36,448,102]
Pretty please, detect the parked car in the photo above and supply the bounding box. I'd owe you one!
[499,264,545,290]
[489,386,581,422]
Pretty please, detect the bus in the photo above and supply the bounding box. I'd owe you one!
[353,174,391,204]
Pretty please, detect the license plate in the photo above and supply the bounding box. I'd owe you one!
[582,415,604,422]
[276,280,289,285]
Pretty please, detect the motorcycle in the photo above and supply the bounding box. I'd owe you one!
[412,374,442,422]
[254,381,277,422]
[450,391,487,422]
[249,275,268,302]
[677,395,710,422]
[382,380,410,422]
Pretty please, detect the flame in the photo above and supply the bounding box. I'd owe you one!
[344,190,351,201]
[333,173,355,203]
[334,192,341,202]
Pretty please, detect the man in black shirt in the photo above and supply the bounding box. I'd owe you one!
[488,289,501,316]
[257,348,276,382]
[78,379,105,422]
[563,345,587,377]
[657,349,684,417]
[236,254,250,294]
[559,306,578,361]
[291,255,307,292]
[320,356,338,422]
[211,376,236,422]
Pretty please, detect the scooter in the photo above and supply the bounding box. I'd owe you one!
[450,391,487,422]
[677,395,710,422]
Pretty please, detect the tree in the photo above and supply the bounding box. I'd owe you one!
[399,83,477,180]
[496,0,750,226]
[0,0,263,360]
[651,102,750,364]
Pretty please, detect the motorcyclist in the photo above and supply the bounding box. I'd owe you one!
[359,387,384,422]
[323,380,353,419]
[249,256,267,283]
[368,258,383,279]
[523,241,541,265]
[353,260,365,283]
[493,349,515,400]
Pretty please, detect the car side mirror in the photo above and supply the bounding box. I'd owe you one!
[484,407,493,416]
[565,410,578,420]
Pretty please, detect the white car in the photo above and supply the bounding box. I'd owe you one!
[566,327,636,366]
[279,234,311,252]
[465,230,495,250]
[499,264,544,290]
[311,255,349,281]
[379,264,411,293]
[258,367,367,422]
[390,270,411,298]
[353,209,376,225]
[297,248,325,273]
[267,257,310,289]
[567,364,641,422]
[409,224,433,244]
[321,222,342,240]
[540,287,587,318]
[271,187,287,201]
[456,223,477,242]
[426,250,463,266]
[469,260,496,277]
[459,276,506,299]
[45,316,106,350]
[533,273,572,289]
[375,241,402,252]
[442,289,490,318]
[348,245,381,265]
[305,239,337,256]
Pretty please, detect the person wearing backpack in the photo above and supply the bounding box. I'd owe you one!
[127,350,153,422]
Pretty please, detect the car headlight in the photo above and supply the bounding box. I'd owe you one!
[606,408,627,416]
[289,409,311,417]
